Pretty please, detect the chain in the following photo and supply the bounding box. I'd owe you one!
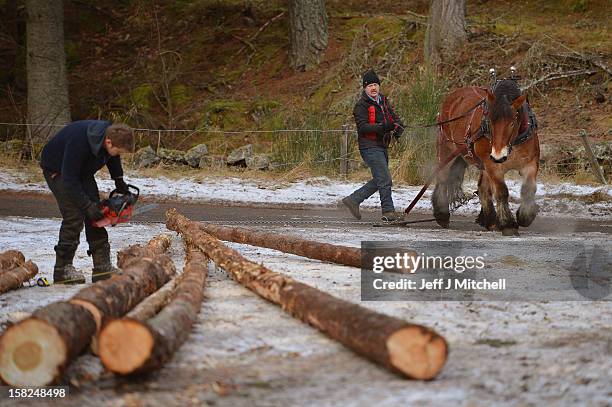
[449,191,479,213]
[205,219,374,226]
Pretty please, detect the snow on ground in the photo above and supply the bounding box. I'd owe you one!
[0,216,611,406]
[1,169,610,219]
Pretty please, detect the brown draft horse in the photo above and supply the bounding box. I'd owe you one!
[432,80,540,236]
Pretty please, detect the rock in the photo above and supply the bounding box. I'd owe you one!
[184,144,209,167]
[132,146,161,168]
[245,154,270,170]
[199,155,226,169]
[227,144,253,166]
[157,148,187,164]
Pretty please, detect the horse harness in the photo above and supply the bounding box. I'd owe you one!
[438,86,538,168]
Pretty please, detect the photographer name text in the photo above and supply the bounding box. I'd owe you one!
[373,278,506,291]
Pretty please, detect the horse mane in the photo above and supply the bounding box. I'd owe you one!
[491,80,524,122]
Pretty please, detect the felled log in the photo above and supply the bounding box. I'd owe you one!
[167,209,448,380]
[0,250,25,270]
[0,236,175,386]
[197,222,361,268]
[126,274,182,321]
[70,255,176,327]
[0,302,96,386]
[99,247,207,375]
[0,261,38,294]
[117,234,172,268]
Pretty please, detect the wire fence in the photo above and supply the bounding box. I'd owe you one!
[0,121,607,182]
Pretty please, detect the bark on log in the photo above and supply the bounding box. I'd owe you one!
[117,234,172,268]
[0,237,174,386]
[197,222,361,268]
[0,261,38,294]
[167,209,448,380]
[0,250,25,270]
[99,248,207,375]
[0,302,96,386]
[70,256,176,321]
[126,275,182,321]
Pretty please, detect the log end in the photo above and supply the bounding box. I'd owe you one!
[0,318,67,386]
[386,326,448,380]
[98,319,154,375]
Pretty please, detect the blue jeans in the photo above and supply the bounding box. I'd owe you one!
[349,147,395,213]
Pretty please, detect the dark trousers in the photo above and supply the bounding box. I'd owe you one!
[348,147,395,213]
[43,170,108,259]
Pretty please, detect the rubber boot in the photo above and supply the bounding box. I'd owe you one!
[53,244,85,284]
[341,197,362,220]
[89,241,120,282]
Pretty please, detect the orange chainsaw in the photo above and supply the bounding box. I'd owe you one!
[92,185,157,227]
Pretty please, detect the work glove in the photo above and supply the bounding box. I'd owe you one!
[383,121,395,132]
[114,177,129,194]
[84,202,104,221]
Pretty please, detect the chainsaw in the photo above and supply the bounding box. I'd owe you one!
[92,184,157,227]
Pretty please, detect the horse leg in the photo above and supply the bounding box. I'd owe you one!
[475,171,497,230]
[488,169,518,236]
[432,171,450,228]
[432,156,467,228]
[516,163,539,227]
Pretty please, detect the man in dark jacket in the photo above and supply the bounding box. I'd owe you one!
[341,70,406,222]
[40,120,135,284]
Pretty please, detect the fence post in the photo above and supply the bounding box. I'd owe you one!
[340,125,349,179]
[579,129,607,185]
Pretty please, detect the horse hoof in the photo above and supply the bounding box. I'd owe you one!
[516,208,537,227]
[435,218,450,228]
[501,228,519,237]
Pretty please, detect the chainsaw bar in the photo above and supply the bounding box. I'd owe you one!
[132,203,159,217]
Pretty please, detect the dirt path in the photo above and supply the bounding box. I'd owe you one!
[0,192,610,406]
[0,190,610,234]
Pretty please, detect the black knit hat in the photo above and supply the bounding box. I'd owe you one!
[362,70,380,87]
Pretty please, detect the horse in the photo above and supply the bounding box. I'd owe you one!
[431,79,540,236]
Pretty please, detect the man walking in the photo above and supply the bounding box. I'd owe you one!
[40,120,135,284]
[341,70,405,222]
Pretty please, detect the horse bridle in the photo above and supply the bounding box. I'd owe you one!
[479,99,523,156]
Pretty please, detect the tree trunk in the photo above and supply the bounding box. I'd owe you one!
[0,302,96,386]
[26,0,70,139]
[288,0,328,71]
[0,260,38,294]
[167,209,448,380]
[424,0,467,67]
[0,250,26,270]
[3,0,19,83]
[99,247,207,375]
[197,222,361,268]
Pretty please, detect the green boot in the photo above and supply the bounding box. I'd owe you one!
[89,241,120,283]
[53,244,85,284]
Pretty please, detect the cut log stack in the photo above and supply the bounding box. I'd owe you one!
[167,209,448,380]
[197,222,361,268]
[0,250,38,294]
[0,236,175,386]
[99,246,208,375]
